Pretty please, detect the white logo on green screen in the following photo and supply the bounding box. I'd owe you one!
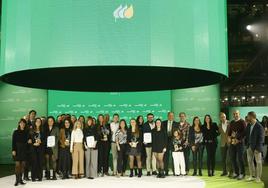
[113,4,134,21]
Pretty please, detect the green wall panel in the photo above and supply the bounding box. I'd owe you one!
[0,82,47,164]
[48,90,171,122]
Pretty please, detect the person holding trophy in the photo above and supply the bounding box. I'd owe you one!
[97,114,111,176]
[128,118,143,177]
[30,118,44,181]
[171,129,186,176]
[228,110,246,180]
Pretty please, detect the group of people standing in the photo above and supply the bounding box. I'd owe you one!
[11,109,267,186]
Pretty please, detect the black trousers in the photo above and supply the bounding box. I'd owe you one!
[98,141,110,173]
[59,147,71,175]
[31,146,43,180]
[206,143,217,173]
[164,137,174,174]
[117,144,128,173]
[183,146,190,172]
[192,145,204,172]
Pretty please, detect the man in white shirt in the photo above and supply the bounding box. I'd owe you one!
[219,112,232,177]
[110,114,120,176]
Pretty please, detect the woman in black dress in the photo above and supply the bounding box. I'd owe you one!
[29,118,44,181]
[97,114,111,176]
[128,118,142,177]
[135,115,145,175]
[203,114,219,176]
[12,118,29,186]
[152,119,167,178]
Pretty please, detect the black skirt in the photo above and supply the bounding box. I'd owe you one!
[128,147,141,156]
[14,143,27,161]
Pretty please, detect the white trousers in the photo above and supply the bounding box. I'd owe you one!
[172,151,186,175]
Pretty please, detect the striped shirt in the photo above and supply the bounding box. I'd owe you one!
[115,129,127,144]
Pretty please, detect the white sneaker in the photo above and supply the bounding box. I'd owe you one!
[246,176,255,181]
[255,178,261,183]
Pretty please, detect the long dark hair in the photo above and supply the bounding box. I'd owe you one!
[17,118,27,130]
[97,114,104,125]
[136,115,144,126]
[203,114,213,126]
[33,117,43,132]
[192,116,202,129]
[129,118,139,137]
[63,118,72,129]
[85,116,94,128]
[44,116,56,132]
[119,119,128,131]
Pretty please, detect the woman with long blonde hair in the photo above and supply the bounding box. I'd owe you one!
[70,121,84,179]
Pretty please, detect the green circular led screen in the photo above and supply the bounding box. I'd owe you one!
[0,0,228,91]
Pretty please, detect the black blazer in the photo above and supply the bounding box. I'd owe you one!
[203,122,219,145]
[162,120,179,137]
[245,121,265,152]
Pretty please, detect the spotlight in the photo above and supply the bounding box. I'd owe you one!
[246,25,252,30]
[251,96,256,99]
[255,33,259,37]
[260,95,265,99]
[242,96,246,100]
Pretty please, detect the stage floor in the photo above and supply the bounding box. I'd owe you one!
[0,171,264,188]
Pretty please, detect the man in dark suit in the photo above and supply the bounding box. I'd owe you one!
[245,111,265,183]
[162,112,179,176]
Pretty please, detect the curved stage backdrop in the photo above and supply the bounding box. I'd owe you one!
[0,81,220,164]
[0,0,228,91]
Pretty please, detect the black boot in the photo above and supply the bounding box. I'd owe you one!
[46,170,50,180]
[23,170,29,181]
[19,173,26,185]
[52,171,57,180]
[138,169,142,178]
[14,174,19,186]
[160,170,165,178]
[192,170,197,176]
[129,169,133,177]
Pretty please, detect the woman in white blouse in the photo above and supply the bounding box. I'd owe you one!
[70,121,84,179]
